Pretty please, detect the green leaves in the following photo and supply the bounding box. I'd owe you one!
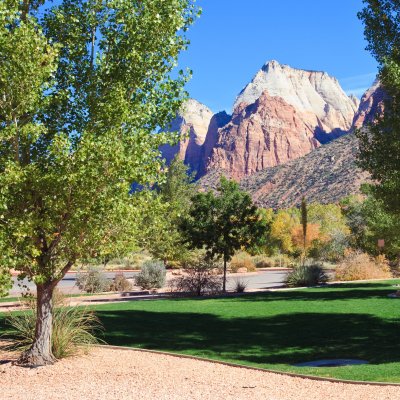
[358,0,400,217]
[181,177,266,262]
[0,0,199,289]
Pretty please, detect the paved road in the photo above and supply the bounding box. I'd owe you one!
[10,270,289,296]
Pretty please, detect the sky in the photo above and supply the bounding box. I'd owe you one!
[178,0,379,113]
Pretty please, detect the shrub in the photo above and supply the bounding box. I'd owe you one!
[109,272,132,292]
[285,264,328,288]
[171,257,222,296]
[135,260,166,290]
[76,267,110,293]
[230,252,257,272]
[252,254,296,268]
[6,290,102,359]
[335,251,392,281]
[232,277,248,293]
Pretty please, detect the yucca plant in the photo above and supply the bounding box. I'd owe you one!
[5,291,103,359]
[285,264,328,288]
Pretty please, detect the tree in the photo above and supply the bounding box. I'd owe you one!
[357,1,400,214]
[307,203,350,261]
[270,209,299,255]
[181,177,266,292]
[0,0,199,366]
[140,156,196,266]
[342,194,400,262]
[300,197,308,261]
[291,223,323,256]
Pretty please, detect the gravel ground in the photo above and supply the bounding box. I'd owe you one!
[1,346,399,400]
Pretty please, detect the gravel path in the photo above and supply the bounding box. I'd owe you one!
[1,346,399,400]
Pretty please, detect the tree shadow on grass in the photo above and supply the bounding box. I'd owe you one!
[222,282,399,303]
[97,308,400,366]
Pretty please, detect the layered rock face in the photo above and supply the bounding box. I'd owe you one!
[160,99,214,174]
[206,91,321,180]
[203,61,359,179]
[352,80,386,128]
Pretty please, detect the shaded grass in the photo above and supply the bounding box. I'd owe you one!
[1,280,400,382]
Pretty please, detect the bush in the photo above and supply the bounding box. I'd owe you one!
[252,254,296,268]
[171,257,222,296]
[6,290,102,359]
[335,251,392,281]
[135,260,166,290]
[76,267,110,293]
[232,277,248,293]
[285,264,328,288]
[109,272,132,292]
[230,252,257,272]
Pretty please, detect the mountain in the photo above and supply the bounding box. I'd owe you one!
[162,60,360,180]
[352,80,386,128]
[200,133,370,209]
[160,99,215,174]
[203,61,359,179]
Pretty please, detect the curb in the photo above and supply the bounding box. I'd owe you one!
[97,344,400,387]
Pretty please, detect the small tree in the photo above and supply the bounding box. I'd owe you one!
[181,177,266,292]
[140,157,196,266]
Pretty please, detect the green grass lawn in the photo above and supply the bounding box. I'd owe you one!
[1,281,400,382]
[0,297,18,303]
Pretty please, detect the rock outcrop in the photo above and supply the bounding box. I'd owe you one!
[160,99,214,174]
[204,91,321,180]
[352,80,386,128]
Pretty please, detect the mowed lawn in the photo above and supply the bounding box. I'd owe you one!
[93,281,400,382]
[1,281,400,382]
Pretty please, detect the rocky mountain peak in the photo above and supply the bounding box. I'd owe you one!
[233,60,358,134]
[352,79,386,128]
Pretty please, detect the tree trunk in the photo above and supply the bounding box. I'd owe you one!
[222,257,227,293]
[18,283,56,367]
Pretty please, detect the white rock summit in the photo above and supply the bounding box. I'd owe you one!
[234,60,358,134]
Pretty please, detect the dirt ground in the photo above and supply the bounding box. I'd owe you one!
[1,346,400,400]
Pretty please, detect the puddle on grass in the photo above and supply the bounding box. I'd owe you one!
[294,359,369,368]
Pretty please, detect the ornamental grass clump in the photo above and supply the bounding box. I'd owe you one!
[233,277,248,293]
[285,264,328,288]
[6,290,103,359]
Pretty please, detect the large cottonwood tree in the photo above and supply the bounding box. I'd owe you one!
[0,0,198,366]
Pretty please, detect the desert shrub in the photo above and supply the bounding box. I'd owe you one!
[171,257,222,296]
[335,251,392,281]
[230,252,257,272]
[252,255,273,268]
[285,264,328,288]
[76,267,110,293]
[109,272,132,292]
[6,290,102,359]
[232,277,248,293]
[252,254,295,268]
[135,260,166,290]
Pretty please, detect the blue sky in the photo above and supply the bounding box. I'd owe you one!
[178,0,378,113]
